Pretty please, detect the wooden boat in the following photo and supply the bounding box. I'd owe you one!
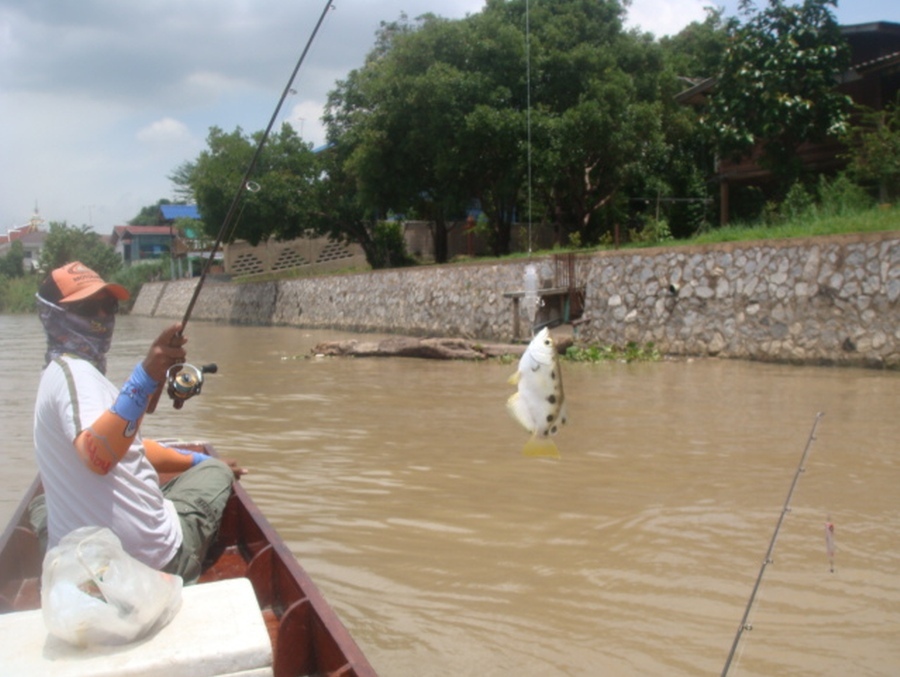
[0,444,378,677]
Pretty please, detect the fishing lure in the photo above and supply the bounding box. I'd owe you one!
[825,518,836,573]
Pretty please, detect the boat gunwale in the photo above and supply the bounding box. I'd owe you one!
[0,445,377,677]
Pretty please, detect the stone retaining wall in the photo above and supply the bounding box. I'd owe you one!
[133,231,900,368]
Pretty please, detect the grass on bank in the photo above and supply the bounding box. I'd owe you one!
[0,275,40,314]
[687,202,898,246]
[448,205,899,269]
[232,200,900,280]
[0,258,169,314]
[1,199,898,314]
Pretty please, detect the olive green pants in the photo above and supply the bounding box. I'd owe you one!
[160,458,235,584]
[29,458,234,585]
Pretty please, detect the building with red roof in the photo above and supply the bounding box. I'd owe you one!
[109,224,176,265]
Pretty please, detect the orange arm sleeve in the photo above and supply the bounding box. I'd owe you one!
[74,409,140,475]
[144,439,200,473]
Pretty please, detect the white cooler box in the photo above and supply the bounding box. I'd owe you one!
[0,577,273,677]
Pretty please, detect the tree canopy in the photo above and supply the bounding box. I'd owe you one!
[173,0,867,261]
[0,241,26,278]
[845,94,900,202]
[323,0,693,254]
[129,200,173,226]
[704,0,850,186]
[187,125,319,246]
[39,222,122,280]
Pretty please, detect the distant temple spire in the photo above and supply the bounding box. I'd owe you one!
[26,202,45,233]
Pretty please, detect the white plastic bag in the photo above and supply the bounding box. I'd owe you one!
[41,526,183,647]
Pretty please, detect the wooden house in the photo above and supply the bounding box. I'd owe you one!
[676,21,900,224]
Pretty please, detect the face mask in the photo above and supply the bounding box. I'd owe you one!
[37,295,116,374]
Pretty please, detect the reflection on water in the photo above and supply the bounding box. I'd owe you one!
[3,314,899,675]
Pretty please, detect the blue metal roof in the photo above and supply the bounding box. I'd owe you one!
[160,204,200,220]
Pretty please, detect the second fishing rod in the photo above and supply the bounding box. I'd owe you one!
[720,411,825,676]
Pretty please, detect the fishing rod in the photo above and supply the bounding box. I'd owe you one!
[153,0,334,411]
[180,0,333,331]
[721,411,825,676]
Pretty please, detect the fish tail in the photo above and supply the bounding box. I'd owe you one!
[522,436,561,459]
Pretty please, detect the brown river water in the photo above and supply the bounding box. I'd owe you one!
[2,314,898,676]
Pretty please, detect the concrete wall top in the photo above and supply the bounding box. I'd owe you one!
[134,230,900,367]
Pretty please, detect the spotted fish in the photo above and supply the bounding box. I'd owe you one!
[506,327,567,458]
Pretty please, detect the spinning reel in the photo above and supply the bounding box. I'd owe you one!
[165,363,218,409]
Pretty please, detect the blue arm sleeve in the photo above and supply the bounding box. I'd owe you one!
[111,363,159,425]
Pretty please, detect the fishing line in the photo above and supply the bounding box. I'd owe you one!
[179,0,334,331]
[525,0,533,257]
[520,0,541,337]
[721,411,825,677]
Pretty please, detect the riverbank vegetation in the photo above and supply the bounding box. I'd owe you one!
[166,0,898,270]
[1,198,897,313]
[628,173,895,247]
[0,224,169,313]
[3,1,899,310]
[564,341,662,364]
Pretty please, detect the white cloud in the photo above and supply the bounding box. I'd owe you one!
[284,101,328,149]
[1,0,876,233]
[626,0,711,37]
[180,70,251,101]
[136,117,193,146]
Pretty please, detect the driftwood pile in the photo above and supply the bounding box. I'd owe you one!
[312,335,573,361]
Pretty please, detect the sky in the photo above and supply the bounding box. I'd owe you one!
[1,0,896,235]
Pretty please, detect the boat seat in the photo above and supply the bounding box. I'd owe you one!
[0,576,273,677]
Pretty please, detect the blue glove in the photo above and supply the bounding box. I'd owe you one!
[172,447,209,466]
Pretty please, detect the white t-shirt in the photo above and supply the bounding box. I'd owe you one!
[33,355,182,569]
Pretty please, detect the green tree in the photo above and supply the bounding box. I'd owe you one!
[187,124,319,246]
[660,7,733,77]
[516,1,674,244]
[845,95,900,203]
[650,11,733,237]
[328,14,481,262]
[129,200,173,226]
[169,163,196,203]
[459,104,526,255]
[39,222,122,279]
[704,0,851,188]
[304,142,413,269]
[181,118,409,269]
[0,240,26,278]
[326,1,681,253]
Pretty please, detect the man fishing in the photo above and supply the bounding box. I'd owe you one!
[30,261,245,583]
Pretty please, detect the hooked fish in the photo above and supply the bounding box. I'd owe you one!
[506,327,567,458]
